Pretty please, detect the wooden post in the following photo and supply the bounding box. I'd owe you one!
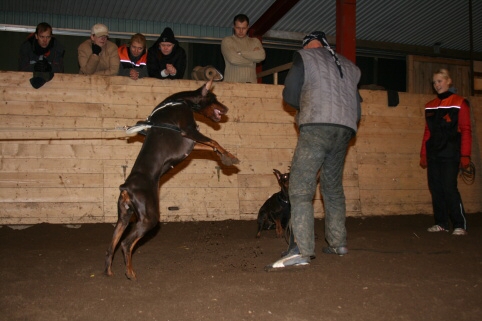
[336,0,357,63]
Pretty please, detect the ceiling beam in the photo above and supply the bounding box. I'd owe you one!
[249,0,301,37]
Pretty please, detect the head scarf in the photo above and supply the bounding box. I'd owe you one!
[303,31,343,78]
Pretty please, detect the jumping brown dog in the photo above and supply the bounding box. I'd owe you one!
[104,80,239,280]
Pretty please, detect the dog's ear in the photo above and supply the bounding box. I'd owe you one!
[273,169,281,181]
[202,79,214,96]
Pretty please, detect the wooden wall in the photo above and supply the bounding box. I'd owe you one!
[407,55,473,96]
[0,71,481,225]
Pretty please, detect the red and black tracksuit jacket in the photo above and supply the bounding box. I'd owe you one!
[420,92,472,162]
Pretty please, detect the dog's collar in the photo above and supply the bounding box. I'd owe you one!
[148,100,184,119]
[277,192,289,204]
[125,121,181,135]
[125,100,185,135]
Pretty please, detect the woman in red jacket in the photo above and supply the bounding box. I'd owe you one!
[419,69,472,236]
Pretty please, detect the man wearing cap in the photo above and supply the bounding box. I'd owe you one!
[267,31,361,269]
[147,27,186,79]
[78,23,119,75]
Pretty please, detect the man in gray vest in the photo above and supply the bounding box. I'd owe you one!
[267,31,361,269]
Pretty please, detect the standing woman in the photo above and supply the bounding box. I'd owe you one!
[419,69,472,235]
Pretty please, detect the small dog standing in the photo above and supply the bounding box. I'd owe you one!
[256,169,290,239]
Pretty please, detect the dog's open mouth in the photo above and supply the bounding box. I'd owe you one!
[213,108,223,121]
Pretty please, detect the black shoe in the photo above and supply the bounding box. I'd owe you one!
[322,246,348,256]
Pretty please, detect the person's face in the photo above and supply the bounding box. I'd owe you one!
[159,42,174,55]
[91,34,108,47]
[432,74,451,94]
[233,20,249,38]
[35,29,52,48]
[129,41,145,57]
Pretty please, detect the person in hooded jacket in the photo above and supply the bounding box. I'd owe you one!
[18,22,65,73]
[147,27,186,80]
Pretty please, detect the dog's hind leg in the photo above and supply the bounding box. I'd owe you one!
[120,193,159,280]
[104,191,134,276]
[275,219,283,238]
[256,206,268,238]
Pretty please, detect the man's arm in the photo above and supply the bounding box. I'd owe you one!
[459,99,472,158]
[78,41,99,75]
[238,38,265,63]
[221,37,256,66]
[18,42,34,71]
[103,42,120,76]
[282,52,304,109]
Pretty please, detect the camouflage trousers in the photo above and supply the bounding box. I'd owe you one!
[289,125,353,257]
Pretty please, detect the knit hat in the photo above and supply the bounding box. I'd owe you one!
[302,31,326,48]
[160,27,176,44]
[91,24,109,37]
[302,30,344,78]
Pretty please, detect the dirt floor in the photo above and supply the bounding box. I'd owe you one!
[0,214,481,321]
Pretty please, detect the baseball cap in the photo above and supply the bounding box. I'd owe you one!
[92,24,109,37]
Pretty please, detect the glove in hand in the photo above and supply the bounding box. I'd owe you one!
[92,43,102,55]
[34,59,51,72]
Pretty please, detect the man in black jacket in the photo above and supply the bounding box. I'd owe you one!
[147,27,186,80]
[19,22,65,89]
[18,22,65,73]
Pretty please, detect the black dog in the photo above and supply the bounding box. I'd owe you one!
[104,80,239,280]
[256,169,290,239]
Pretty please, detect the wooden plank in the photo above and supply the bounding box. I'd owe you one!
[474,61,482,73]
[475,77,482,91]
[0,201,105,225]
[0,187,103,202]
[0,101,103,117]
[0,172,103,188]
[355,135,422,154]
[0,143,142,159]
[358,164,426,190]
[0,158,104,173]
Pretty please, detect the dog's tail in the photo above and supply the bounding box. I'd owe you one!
[120,190,138,222]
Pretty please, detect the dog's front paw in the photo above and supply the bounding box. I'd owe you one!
[220,153,240,166]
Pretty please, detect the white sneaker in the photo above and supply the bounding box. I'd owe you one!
[265,253,310,270]
[452,228,467,236]
[427,225,448,232]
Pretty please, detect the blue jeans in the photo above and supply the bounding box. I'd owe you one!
[289,125,353,257]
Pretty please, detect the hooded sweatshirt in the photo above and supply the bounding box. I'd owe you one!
[147,28,186,79]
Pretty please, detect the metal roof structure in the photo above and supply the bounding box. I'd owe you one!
[1,0,481,57]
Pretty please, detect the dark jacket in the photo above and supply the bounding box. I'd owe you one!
[118,44,148,78]
[147,37,186,79]
[18,34,65,73]
[420,92,472,161]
